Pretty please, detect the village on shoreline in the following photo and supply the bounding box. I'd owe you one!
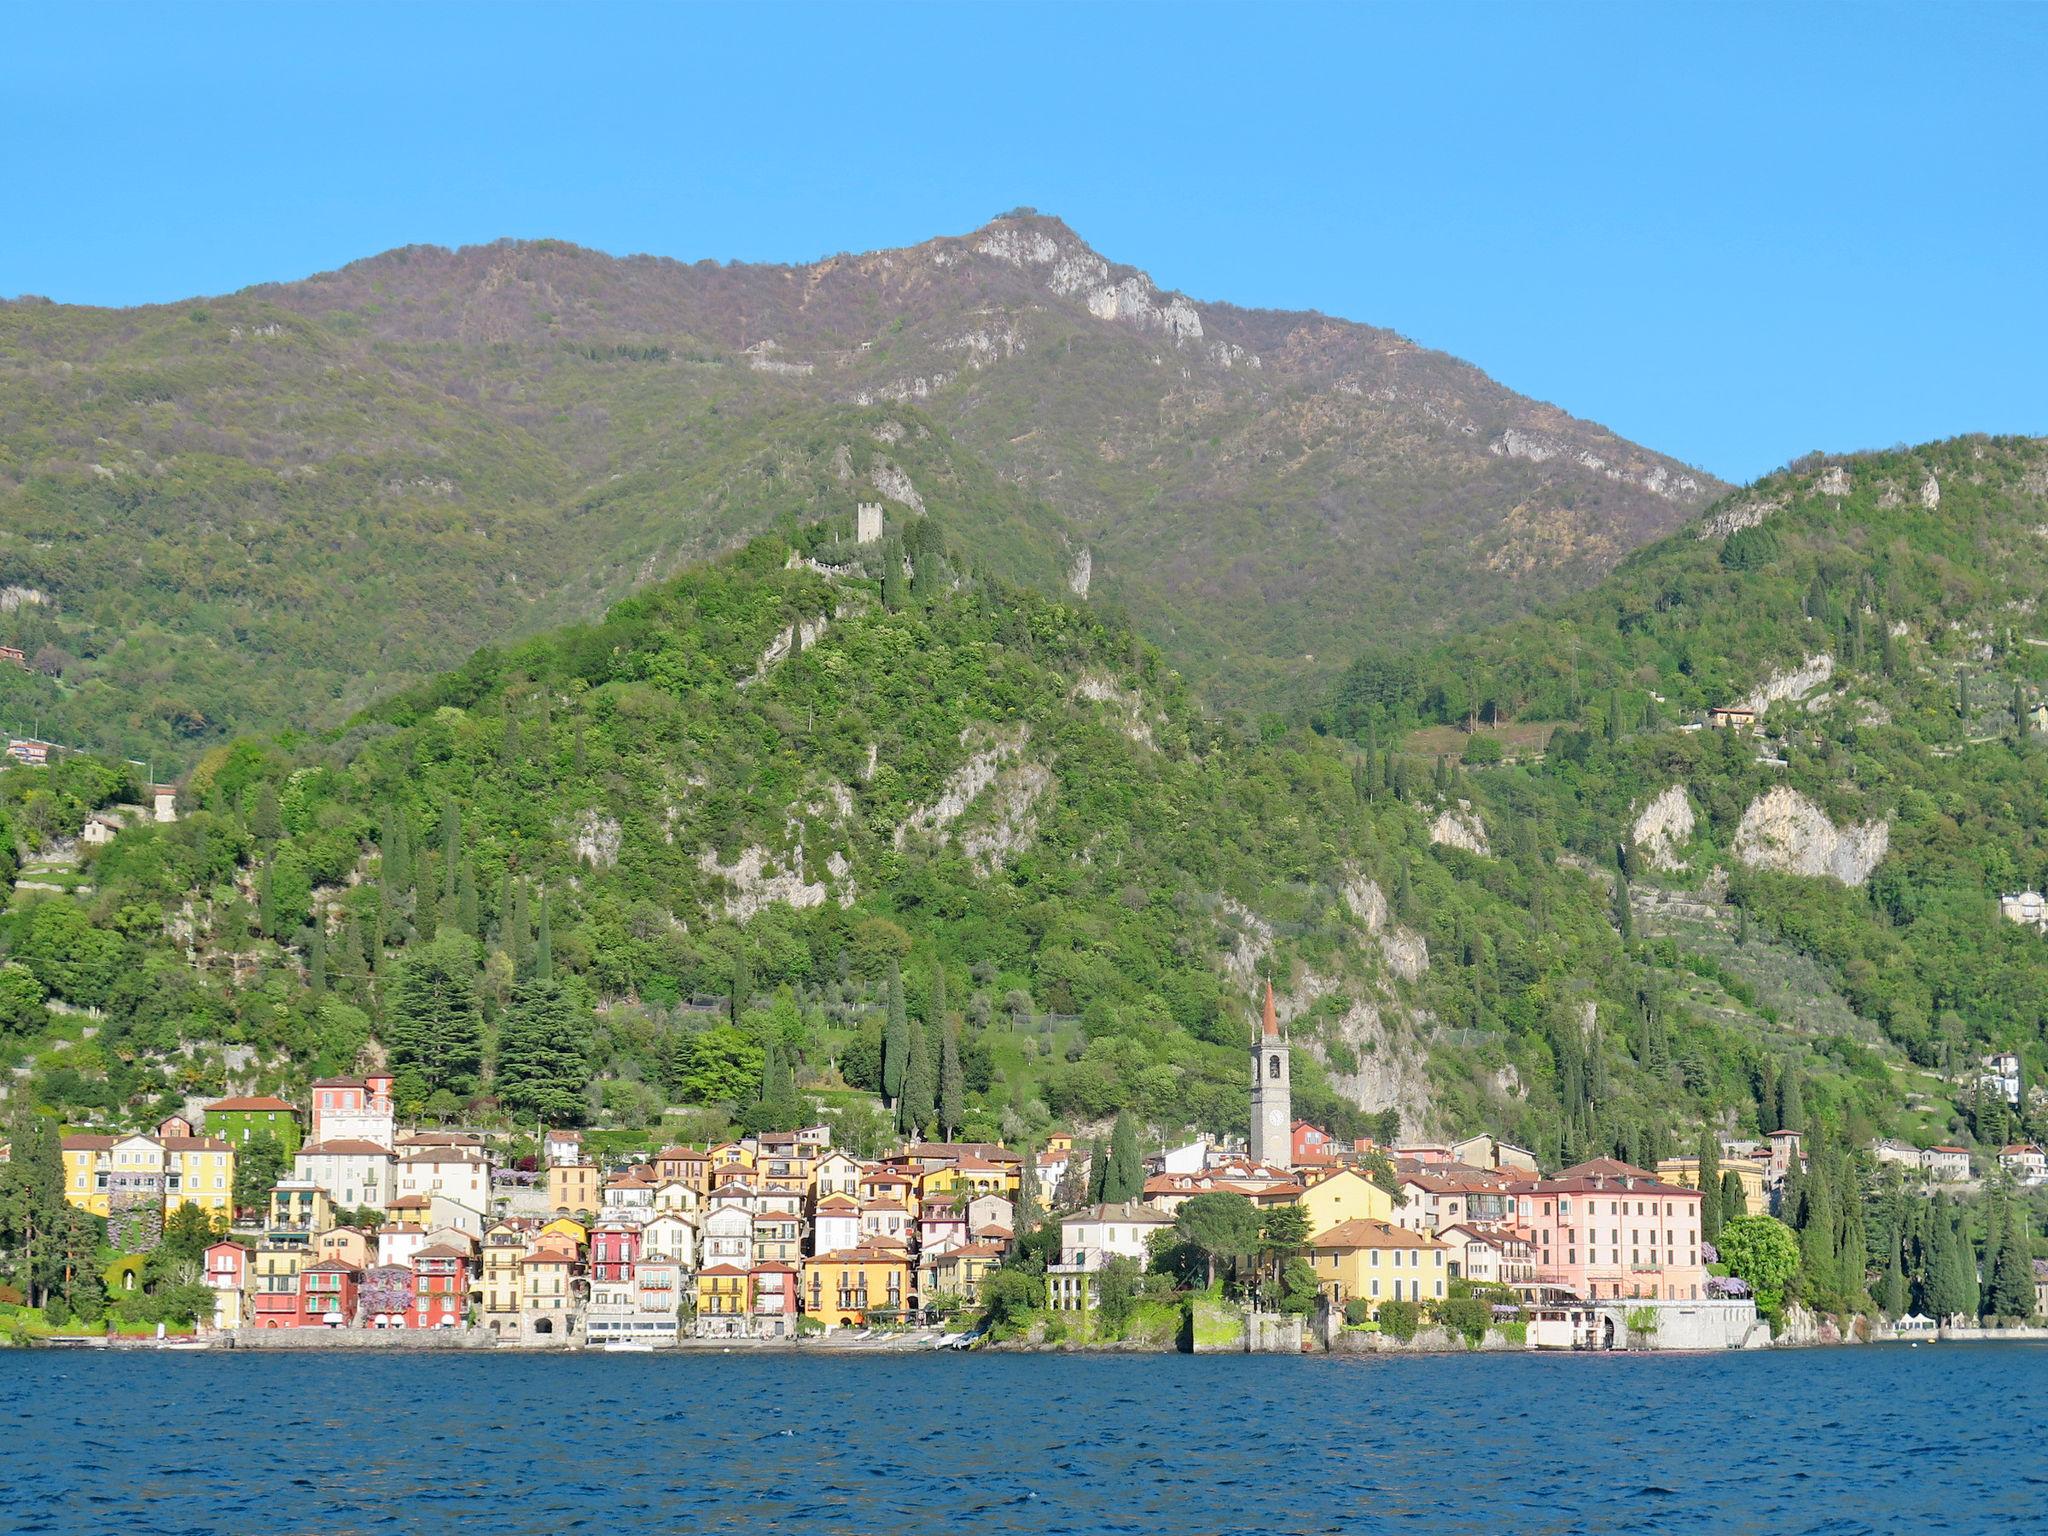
[14,985,2044,1360]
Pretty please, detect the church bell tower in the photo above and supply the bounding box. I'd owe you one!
[1249,981,1291,1168]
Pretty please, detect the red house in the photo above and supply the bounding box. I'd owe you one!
[588,1221,642,1284]
[299,1260,363,1326]
[1292,1122,1339,1168]
[412,1244,470,1328]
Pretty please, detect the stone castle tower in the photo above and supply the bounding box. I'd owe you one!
[1249,981,1291,1167]
[855,502,884,545]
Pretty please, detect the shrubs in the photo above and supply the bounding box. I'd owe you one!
[1377,1299,1420,1341]
[1436,1294,1492,1346]
[1343,1298,1373,1327]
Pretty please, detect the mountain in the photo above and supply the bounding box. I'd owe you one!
[1,520,1833,1176]
[1334,434,2048,1150]
[0,212,1718,767]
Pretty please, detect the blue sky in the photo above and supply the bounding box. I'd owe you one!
[5,1,2043,482]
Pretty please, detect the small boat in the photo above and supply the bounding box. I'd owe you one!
[602,1338,654,1353]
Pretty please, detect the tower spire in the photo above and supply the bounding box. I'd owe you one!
[1262,980,1279,1039]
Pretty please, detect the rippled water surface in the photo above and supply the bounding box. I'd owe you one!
[3,1344,2044,1533]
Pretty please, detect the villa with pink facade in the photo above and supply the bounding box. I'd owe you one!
[1508,1158,1707,1301]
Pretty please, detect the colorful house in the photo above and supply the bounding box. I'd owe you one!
[295,1140,396,1214]
[299,1260,362,1326]
[589,1220,642,1283]
[306,1073,395,1148]
[203,1095,302,1157]
[361,1264,417,1329]
[751,1259,798,1338]
[694,1264,754,1337]
[1307,1218,1449,1315]
[202,1239,249,1331]
[1288,1166,1396,1234]
[1507,1158,1706,1301]
[802,1244,913,1329]
[267,1180,333,1239]
[412,1244,470,1328]
[546,1162,601,1218]
[251,1243,306,1328]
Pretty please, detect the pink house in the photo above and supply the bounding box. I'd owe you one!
[1508,1158,1706,1301]
[308,1072,396,1145]
[589,1221,642,1283]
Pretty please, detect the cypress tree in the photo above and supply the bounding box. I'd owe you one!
[1880,1230,1906,1319]
[1104,1112,1143,1204]
[882,960,908,1106]
[535,891,552,982]
[938,1024,964,1141]
[250,782,283,843]
[1015,1140,1042,1232]
[730,949,753,1024]
[900,1007,935,1137]
[1699,1129,1724,1243]
[1979,1188,2006,1315]
[1989,1204,2035,1319]
[1778,1070,1804,1135]
[440,800,461,906]
[509,881,530,978]
[457,861,479,938]
[308,922,328,996]
[1720,1169,1748,1225]
[1086,1137,1110,1203]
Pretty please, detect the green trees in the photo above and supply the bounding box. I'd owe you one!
[1173,1192,1263,1291]
[0,1098,66,1308]
[900,1003,935,1138]
[1718,1214,1799,1315]
[1986,1200,2036,1320]
[1719,1170,1748,1226]
[881,960,908,1108]
[385,932,485,1105]
[1698,1129,1723,1243]
[1100,1111,1143,1204]
[494,977,592,1126]
[1094,1254,1140,1337]
[938,1023,964,1142]
[678,1026,763,1106]
[232,1131,287,1214]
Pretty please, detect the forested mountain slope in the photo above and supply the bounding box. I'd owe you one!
[0,212,1716,767]
[1,517,1858,1175]
[1335,435,2048,1146]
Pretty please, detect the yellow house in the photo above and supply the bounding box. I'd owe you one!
[695,1264,752,1329]
[706,1141,755,1179]
[1308,1218,1447,1316]
[802,1244,913,1329]
[919,1156,1015,1206]
[267,1181,334,1237]
[541,1216,589,1251]
[313,1226,373,1270]
[1655,1155,1768,1217]
[1289,1167,1396,1234]
[163,1135,235,1219]
[481,1224,528,1323]
[546,1162,601,1218]
[919,1240,1005,1308]
[60,1134,118,1217]
[520,1238,578,1317]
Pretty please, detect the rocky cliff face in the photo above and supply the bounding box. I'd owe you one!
[1732,787,1889,886]
[1631,785,1696,872]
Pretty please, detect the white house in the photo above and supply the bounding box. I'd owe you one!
[641,1210,697,1270]
[1998,1143,2047,1184]
[1046,1201,1175,1310]
[1922,1146,1972,1182]
[396,1148,492,1211]
[700,1204,754,1271]
[293,1140,396,1213]
[811,1194,862,1256]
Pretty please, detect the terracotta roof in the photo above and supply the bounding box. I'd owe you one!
[404,1147,486,1165]
[412,1244,470,1261]
[861,1198,909,1213]
[1068,1201,1174,1224]
[308,1077,368,1088]
[942,1242,1006,1260]
[301,1260,363,1275]
[1310,1219,1445,1251]
[61,1135,119,1151]
[655,1146,708,1161]
[697,1264,751,1278]
[814,1194,860,1212]
[300,1139,395,1157]
[205,1096,298,1113]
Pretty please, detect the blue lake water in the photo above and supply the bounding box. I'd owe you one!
[2,1344,2043,1534]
